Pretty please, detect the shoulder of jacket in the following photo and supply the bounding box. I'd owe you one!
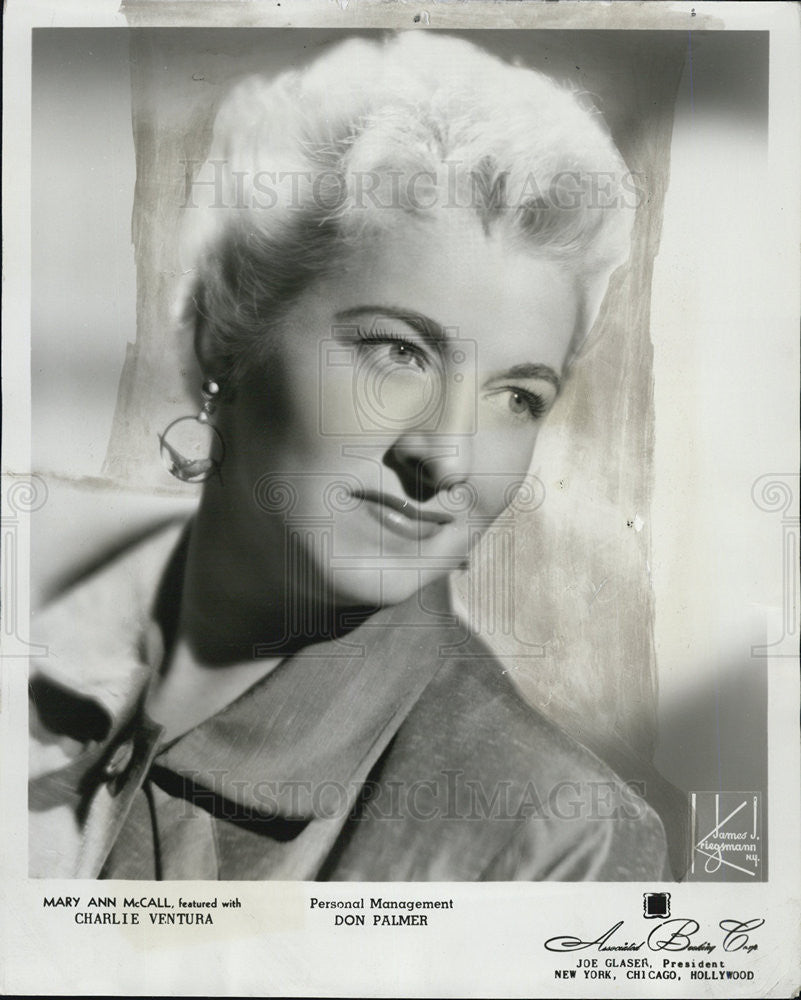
[406,641,632,789]
[29,517,190,757]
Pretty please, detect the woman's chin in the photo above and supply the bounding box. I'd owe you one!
[329,565,453,610]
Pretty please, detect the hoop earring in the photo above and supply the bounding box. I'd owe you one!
[158,378,225,483]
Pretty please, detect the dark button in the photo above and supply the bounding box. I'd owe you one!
[103,739,135,780]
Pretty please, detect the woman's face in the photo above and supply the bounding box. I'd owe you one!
[216,212,580,608]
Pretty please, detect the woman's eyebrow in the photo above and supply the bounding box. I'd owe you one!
[498,363,562,392]
[334,305,447,344]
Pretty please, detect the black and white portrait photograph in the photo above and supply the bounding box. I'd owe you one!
[2,1,799,996]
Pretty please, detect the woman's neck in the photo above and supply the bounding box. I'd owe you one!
[177,486,377,667]
[147,490,378,742]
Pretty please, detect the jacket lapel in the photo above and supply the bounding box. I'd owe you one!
[157,578,467,820]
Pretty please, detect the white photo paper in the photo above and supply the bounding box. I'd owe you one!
[1,1,799,996]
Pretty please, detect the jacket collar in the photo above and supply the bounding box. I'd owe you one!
[31,520,188,733]
[158,578,471,820]
[32,518,482,821]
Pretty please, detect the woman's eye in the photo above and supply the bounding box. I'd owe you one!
[508,391,529,415]
[505,388,547,421]
[356,330,430,373]
[388,342,417,365]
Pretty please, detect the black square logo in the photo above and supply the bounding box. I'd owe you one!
[643,892,670,919]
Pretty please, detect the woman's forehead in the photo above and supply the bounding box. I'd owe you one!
[287,214,580,371]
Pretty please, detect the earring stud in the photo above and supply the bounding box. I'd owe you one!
[199,379,220,422]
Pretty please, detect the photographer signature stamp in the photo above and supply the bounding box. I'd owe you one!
[689,791,764,881]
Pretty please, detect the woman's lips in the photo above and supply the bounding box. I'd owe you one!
[352,489,453,541]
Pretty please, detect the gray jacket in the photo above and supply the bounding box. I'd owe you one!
[29,520,672,881]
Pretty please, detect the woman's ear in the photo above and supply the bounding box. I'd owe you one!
[193,315,236,404]
[193,314,218,375]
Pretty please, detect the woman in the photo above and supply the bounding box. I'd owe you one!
[29,32,671,880]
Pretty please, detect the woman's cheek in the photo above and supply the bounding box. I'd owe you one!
[475,423,539,474]
[469,431,539,520]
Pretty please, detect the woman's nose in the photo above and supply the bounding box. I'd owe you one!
[383,436,474,503]
[382,386,476,503]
